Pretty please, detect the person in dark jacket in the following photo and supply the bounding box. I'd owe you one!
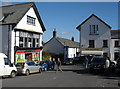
[56,58,62,72]
[51,58,56,70]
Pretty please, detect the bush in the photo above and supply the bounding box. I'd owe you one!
[42,51,51,60]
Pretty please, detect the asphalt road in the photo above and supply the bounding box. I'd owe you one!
[2,64,120,88]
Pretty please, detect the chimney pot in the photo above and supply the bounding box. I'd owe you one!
[53,28,57,37]
[71,37,74,41]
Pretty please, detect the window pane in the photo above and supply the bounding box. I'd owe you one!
[4,58,11,65]
[33,38,35,47]
[103,40,108,47]
[115,41,119,47]
[25,38,28,47]
[89,40,94,48]
[19,37,24,47]
[28,38,32,47]
[89,25,99,35]
[36,39,39,47]
[27,15,36,25]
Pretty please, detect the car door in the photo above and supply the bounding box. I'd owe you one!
[3,58,11,75]
[0,57,4,76]
[32,62,39,73]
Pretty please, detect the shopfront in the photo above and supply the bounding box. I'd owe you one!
[15,49,41,64]
[81,48,103,56]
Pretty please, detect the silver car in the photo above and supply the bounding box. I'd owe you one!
[16,62,42,76]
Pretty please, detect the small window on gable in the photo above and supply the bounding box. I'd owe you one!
[89,25,99,35]
[27,15,36,25]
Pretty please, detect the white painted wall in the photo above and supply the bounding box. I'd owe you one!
[11,30,15,63]
[68,48,78,58]
[43,38,64,54]
[80,16,111,56]
[14,7,43,33]
[39,34,43,47]
[110,39,120,60]
[15,31,20,47]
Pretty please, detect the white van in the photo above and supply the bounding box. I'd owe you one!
[0,53,17,78]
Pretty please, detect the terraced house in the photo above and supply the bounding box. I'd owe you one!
[0,2,46,64]
[76,14,120,60]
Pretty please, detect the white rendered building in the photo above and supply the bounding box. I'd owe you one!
[76,14,111,58]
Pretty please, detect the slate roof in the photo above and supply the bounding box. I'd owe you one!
[0,2,46,32]
[76,14,111,30]
[111,30,120,39]
[56,37,80,48]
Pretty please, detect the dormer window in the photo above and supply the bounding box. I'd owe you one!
[27,15,36,25]
[89,25,99,35]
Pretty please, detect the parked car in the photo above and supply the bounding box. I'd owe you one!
[73,56,87,64]
[116,62,120,75]
[0,53,17,78]
[86,55,94,64]
[39,61,49,71]
[16,61,42,76]
[44,60,53,69]
[63,58,73,65]
[89,56,106,72]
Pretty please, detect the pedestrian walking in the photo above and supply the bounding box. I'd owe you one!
[84,56,88,69]
[105,57,110,75]
[56,58,63,72]
[51,58,56,70]
[48,57,53,70]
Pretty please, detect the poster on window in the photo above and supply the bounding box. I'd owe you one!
[32,52,40,64]
[16,53,25,63]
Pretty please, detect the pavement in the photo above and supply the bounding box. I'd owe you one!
[2,64,120,88]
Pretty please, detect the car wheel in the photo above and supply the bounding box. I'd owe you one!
[25,70,30,76]
[39,68,42,73]
[10,71,16,78]
[89,68,93,73]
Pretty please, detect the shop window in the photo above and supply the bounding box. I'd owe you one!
[89,25,99,35]
[103,40,108,48]
[19,37,24,47]
[114,40,120,47]
[27,15,36,25]
[103,53,108,57]
[25,53,32,62]
[89,40,95,48]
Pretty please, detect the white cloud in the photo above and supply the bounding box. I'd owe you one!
[61,32,70,35]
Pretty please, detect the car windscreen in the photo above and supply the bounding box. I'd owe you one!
[79,56,86,60]
[27,62,35,66]
[15,63,25,67]
[91,58,105,63]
